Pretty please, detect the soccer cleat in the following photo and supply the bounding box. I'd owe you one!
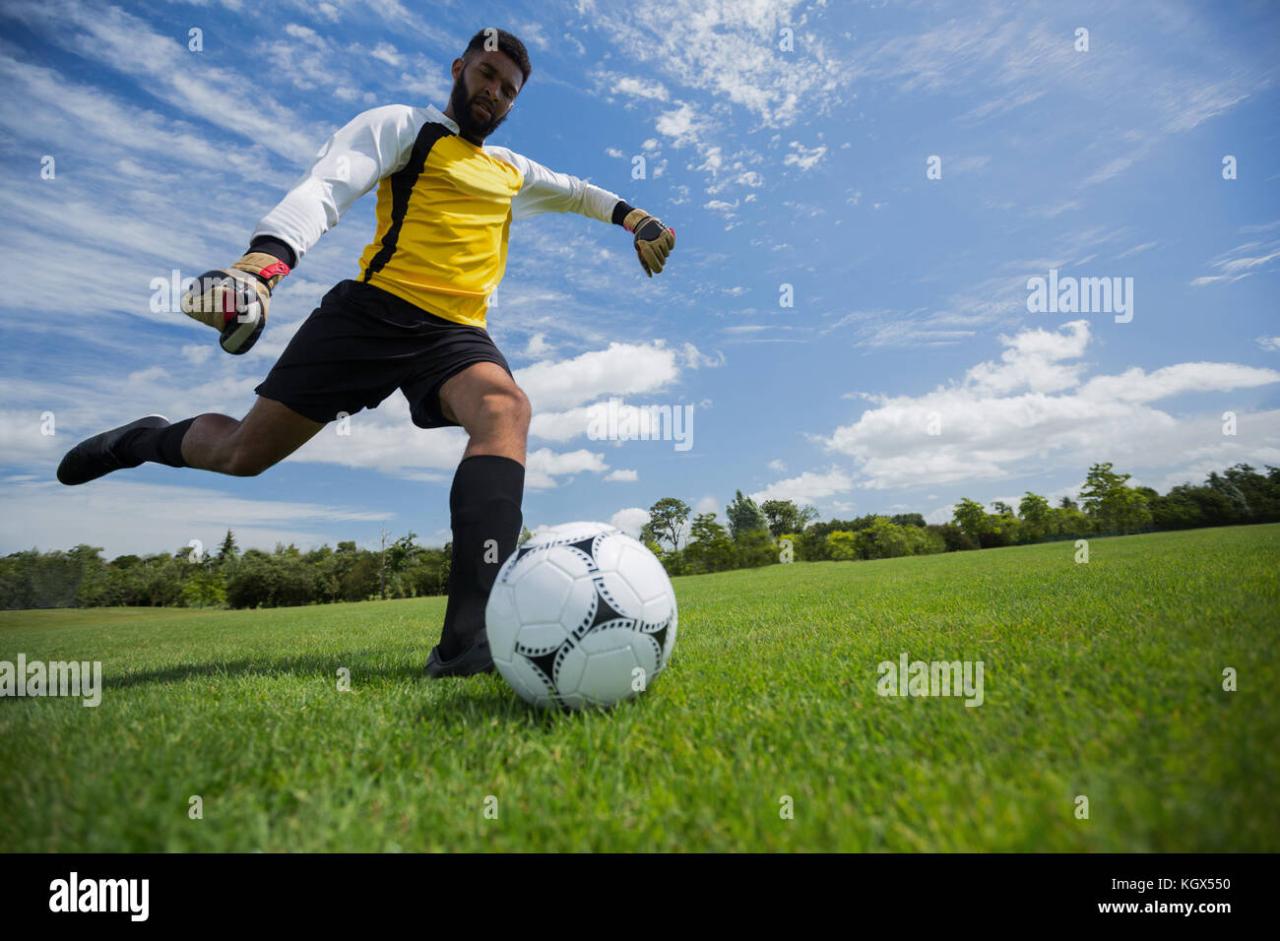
[425,635,495,679]
[56,415,170,486]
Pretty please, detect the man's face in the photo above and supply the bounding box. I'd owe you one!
[449,50,522,143]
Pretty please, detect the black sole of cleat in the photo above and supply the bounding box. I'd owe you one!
[425,638,495,679]
[56,414,170,486]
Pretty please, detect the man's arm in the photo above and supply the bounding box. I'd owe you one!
[249,104,424,265]
[182,105,422,353]
[487,146,677,276]
[486,145,622,223]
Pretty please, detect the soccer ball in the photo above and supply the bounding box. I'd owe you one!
[486,521,678,710]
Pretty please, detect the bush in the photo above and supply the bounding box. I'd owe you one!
[826,531,857,561]
[733,529,778,568]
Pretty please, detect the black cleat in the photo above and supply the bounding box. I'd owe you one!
[56,415,170,485]
[425,636,495,679]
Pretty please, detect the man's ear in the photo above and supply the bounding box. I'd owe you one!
[450,56,465,80]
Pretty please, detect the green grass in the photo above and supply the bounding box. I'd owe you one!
[2,524,1277,852]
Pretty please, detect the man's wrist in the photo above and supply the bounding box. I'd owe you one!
[247,235,298,269]
[611,200,638,228]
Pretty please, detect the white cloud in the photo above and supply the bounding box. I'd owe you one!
[516,342,683,411]
[181,345,213,368]
[370,42,403,67]
[654,101,707,148]
[588,0,844,127]
[752,469,855,505]
[525,447,608,490]
[964,320,1091,395]
[609,506,651,538]
[4,0,320,161]
[1191,238,1280,287]
[611,75,670,101]
[819,320,1280,490]
[511,20,551,51]
[679,343,723,368]
[693,495,719,516]
[604,468,638,482]
[523,332,554,358]
[783,141,827,171]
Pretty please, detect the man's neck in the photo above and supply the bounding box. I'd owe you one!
[439,106,481,146]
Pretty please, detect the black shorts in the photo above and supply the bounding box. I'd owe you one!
[255,279,512,429]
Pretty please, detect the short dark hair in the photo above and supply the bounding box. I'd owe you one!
[463,28,532,88]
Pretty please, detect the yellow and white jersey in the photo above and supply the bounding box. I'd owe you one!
[252,104,624,327]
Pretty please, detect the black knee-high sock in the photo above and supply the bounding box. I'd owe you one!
[117,418,197,468]
[438,454,525,659]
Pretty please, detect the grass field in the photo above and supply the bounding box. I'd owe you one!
[2,524,1277,852]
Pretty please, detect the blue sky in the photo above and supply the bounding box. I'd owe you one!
[1,0,1278,555]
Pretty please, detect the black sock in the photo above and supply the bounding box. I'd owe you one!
[438,454,525,659]
[117,418,197,468]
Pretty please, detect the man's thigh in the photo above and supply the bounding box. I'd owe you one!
[400,330,514,430]
[254,280,412,424]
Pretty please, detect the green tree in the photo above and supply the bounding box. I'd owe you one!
[1018,492,1052,541]
[216,529,239,563]
[1053,504,1093,538]
[381,532,421,599]
[181,558,226,607]
[982,513,1023,547]
[825,530,858,561]
[726,490,768,541]
[684,513,735,574]
[733,528,778,568]
[930,522,977,552]
[953,498,988,545]
[902,524,946,555]
[1080,463,1153,534]
[645,498,691,552]
[856,517,910,559]
[760,499,817,539]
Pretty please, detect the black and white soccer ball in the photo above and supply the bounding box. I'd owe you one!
[485,521,678,710]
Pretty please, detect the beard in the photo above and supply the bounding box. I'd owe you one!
[448,72,509,143]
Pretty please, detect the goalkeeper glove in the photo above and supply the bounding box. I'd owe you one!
[623,208,676,277]
[180,251,291,354]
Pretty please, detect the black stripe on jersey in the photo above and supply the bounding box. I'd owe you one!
[362,120,454,282]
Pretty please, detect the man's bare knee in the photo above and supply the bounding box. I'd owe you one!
[478,388,531,433]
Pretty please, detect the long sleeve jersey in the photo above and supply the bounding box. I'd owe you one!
[251,103,631,327]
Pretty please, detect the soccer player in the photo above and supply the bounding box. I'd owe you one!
[55,28,677,678]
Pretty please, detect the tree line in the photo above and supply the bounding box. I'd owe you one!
[0,530,451,611]
[1,462,1276,610]
[637,462,1280,574]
